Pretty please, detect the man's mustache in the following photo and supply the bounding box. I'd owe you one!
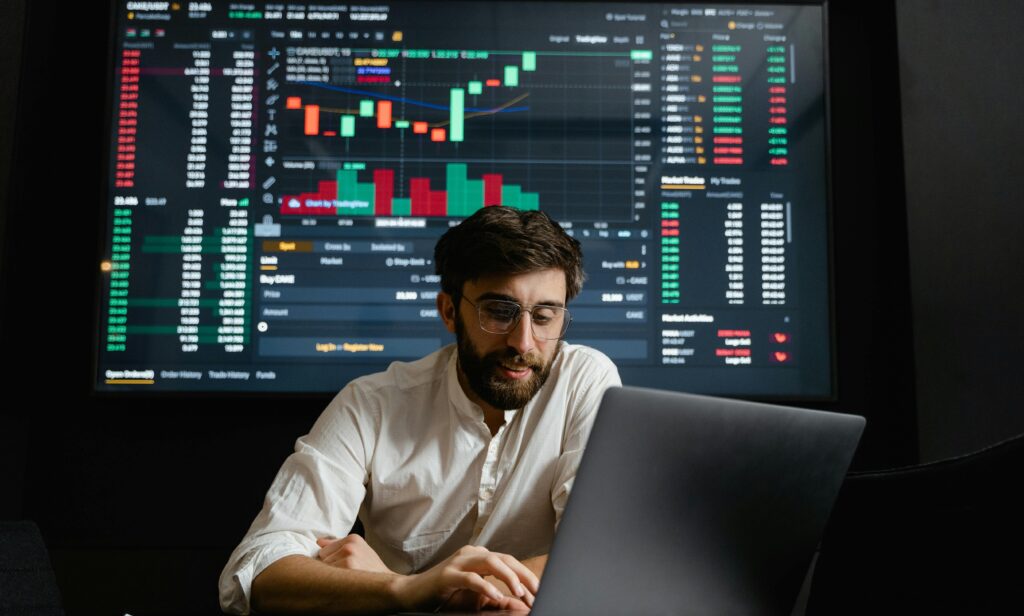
[489,349,544,371]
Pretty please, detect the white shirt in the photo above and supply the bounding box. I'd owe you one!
[218,342,621,614]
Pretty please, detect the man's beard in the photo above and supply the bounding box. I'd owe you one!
[455,313,559,410]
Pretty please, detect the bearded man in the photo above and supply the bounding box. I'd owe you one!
[219,206,621,614]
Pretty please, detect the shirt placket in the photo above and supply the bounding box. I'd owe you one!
[473,421,508,538]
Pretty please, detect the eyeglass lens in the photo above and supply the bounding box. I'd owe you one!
[476,299,569,340]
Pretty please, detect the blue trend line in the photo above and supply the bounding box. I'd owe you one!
[296,81,529,113]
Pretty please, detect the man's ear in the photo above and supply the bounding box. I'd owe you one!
[437,291,457,334]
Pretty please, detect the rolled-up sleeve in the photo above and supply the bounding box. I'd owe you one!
[218,384,379,614]
[551,351,621,528]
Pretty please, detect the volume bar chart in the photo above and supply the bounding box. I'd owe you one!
[280,163,539,217]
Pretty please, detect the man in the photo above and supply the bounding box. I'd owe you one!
[219,206,621,614]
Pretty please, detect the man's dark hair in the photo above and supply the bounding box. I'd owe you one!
[434,206,584,303]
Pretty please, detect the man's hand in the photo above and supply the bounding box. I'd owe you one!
[316,534,393,574]
[473,554,545,611]
[393,545,539,612]
[439,586,532,612]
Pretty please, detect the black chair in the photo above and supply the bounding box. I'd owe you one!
[806,432,1024,614]
[0,520,63,616]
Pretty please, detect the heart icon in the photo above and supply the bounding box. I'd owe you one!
[774,352,788,362]
[773,332,789,343]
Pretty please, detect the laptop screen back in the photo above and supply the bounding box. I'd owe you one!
[535,387,864,615]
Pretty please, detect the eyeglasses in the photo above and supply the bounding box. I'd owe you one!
[462,297,572,341]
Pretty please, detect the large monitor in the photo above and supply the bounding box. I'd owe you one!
[96,1,832,396]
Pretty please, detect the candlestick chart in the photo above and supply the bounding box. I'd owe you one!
[274,48,637,222]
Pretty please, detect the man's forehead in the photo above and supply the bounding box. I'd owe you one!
[462,269,567,304]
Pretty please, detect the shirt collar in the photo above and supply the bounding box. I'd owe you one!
[446,344,480,423]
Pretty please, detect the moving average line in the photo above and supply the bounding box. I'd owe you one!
[295,80,530,114]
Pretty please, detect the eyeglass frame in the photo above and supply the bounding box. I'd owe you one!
[460,296,573,341]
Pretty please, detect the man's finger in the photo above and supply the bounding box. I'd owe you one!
[317,537,344,559]
[497,553,540,594]
[458,553,520,596]
[505,582,534,608]
[479,552,537,596]
[521,588,535,608]
[479,554,526,598]
[492,595,531,612]
[457,571,503,602]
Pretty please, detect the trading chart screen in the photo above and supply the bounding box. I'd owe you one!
[97,1,832,395]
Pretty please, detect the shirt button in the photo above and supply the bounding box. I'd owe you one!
[480,488,494,501]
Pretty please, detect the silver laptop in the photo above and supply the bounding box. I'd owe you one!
[531,386,865,616]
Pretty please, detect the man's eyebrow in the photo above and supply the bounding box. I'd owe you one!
[535,299,566,308]
[475,291,565,308]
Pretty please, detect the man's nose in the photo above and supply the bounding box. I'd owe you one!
[506,312,536,356]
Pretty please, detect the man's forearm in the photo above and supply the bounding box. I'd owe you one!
[522,554,548,579]
[251,554,405,615]
[253,543,538,614]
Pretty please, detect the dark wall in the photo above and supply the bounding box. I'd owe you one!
[0,0,24,261]
[1,1,989,613]
[0,0,26,521]
[896,0,1024,462]
[820,0,917,467]
[0,4,332,613]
